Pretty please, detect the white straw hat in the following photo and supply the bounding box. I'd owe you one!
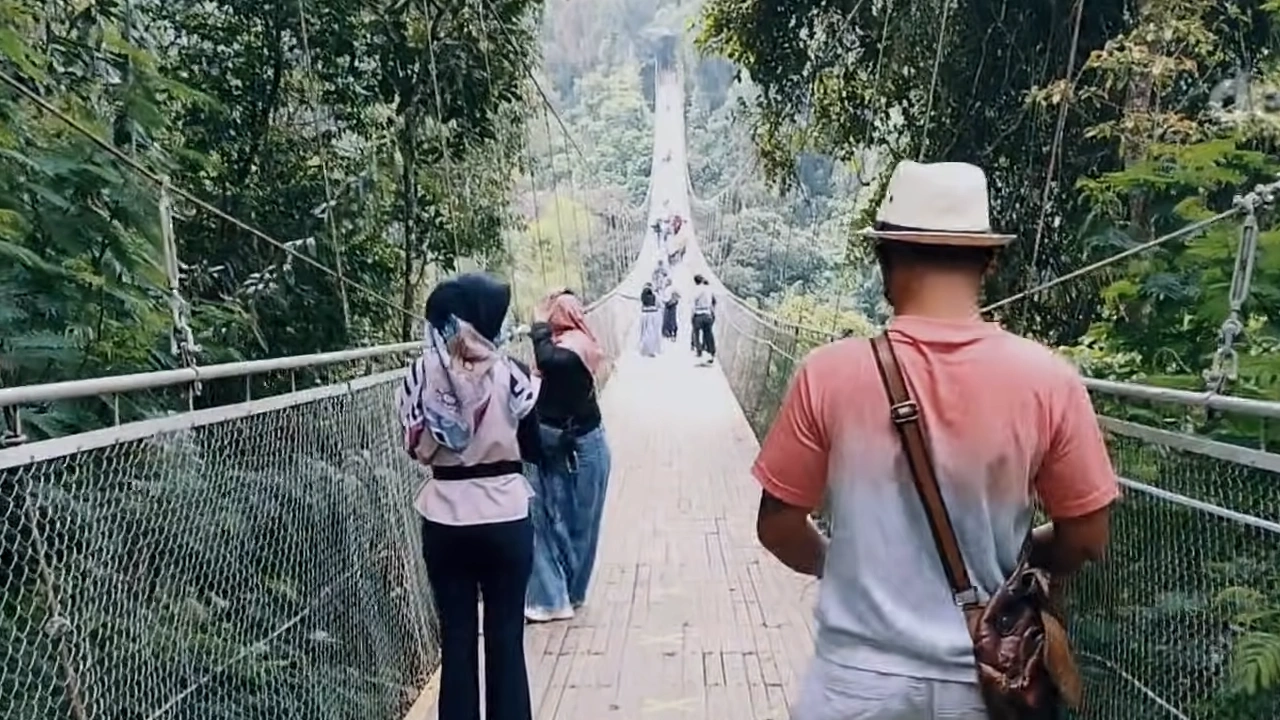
[861,161,1015,247]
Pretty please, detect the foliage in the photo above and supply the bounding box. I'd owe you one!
[696,0,1280,716]
[1,0,544,437]
[773,292,876,339]
[1,0,555,716]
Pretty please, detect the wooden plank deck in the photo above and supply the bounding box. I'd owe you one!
[409,343,817,719]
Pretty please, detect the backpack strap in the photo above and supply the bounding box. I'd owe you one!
[870,334,981,609]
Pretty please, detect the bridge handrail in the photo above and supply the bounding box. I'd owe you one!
[1083,377,1280,418]
[0,342,419,408]
[0,276,642,412]
[0,370,406,470]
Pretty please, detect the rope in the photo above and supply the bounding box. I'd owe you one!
[425,17,464,265]
[477,0,588,168]
[538,105,572,286]
[471,4,523,311]
[0,68,426,324]
[158,182,202,404]
[521,112,551,291]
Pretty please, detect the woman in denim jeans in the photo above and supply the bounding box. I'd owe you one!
[524,290,613,622]
[395,273,540,720]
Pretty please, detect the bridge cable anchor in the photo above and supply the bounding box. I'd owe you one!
[1204,182,1274,393]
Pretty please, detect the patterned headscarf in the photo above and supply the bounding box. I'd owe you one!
[395,273,536,461]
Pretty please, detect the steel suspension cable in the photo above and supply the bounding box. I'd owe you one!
[1027,0,1086,278]
[917,0,953,160]
[294,0,351,333]
[536,103,574,289]
[982,180,1280,314]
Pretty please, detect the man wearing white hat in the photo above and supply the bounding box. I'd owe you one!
[749,161,1119,719]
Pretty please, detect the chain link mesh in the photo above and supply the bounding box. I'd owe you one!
[694,245,1280,719]
[0,247,642,719]
[1,374,437,719]
[1068,433,1280,720]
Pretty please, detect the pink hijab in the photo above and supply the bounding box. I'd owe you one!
[544,293,604,378]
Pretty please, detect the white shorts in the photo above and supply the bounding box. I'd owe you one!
[791,656,987,720]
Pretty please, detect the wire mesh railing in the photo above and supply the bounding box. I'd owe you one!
[0,231,650,720]
[1070,427,1280,720]
[0,369,436,720]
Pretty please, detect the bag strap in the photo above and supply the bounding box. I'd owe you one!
[870,334,981,609]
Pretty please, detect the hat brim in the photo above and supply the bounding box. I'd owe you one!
[861,228,1015,247]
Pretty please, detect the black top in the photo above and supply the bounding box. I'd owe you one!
[640,287,657,308]
[509,358,545,465]
[529,322,602,435]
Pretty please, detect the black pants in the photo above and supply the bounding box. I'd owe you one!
[422,517,533,720]
[692,314,716,357]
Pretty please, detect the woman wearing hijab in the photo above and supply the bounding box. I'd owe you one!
[394,272,538,720]
[662,289,680,340]
[638,282,662,357]
[524,290,613,622]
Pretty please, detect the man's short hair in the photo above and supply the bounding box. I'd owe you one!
[873,238,997,273]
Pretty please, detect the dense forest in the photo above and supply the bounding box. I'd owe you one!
[698,0,1280,400]
[692,0,1280,717]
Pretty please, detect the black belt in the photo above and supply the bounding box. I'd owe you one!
[431,460,523,481]
[540,415,601,438]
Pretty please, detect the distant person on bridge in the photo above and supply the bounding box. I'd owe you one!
[690,274,716,365]
[394,272,539,720]
[639,282,662,357]
[652,258,672,296]
[525,290,613,623]
[662,289,680,340]
[749,161,1118,720]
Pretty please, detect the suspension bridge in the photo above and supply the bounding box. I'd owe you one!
[1,63,1279,720]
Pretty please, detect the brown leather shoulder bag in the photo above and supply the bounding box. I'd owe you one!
[870,334,1083,719]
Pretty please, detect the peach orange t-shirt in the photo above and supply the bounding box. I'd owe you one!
[752,315,1119,683]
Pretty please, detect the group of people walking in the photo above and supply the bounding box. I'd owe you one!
[651,213,686,265]
[395,279,611,720]
[637,261,717,365]
[639,259,675,357]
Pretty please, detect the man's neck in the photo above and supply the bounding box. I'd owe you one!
[890,288,977,319]
[888,273,982,321]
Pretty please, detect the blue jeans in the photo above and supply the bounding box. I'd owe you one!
[526,425,612,613]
